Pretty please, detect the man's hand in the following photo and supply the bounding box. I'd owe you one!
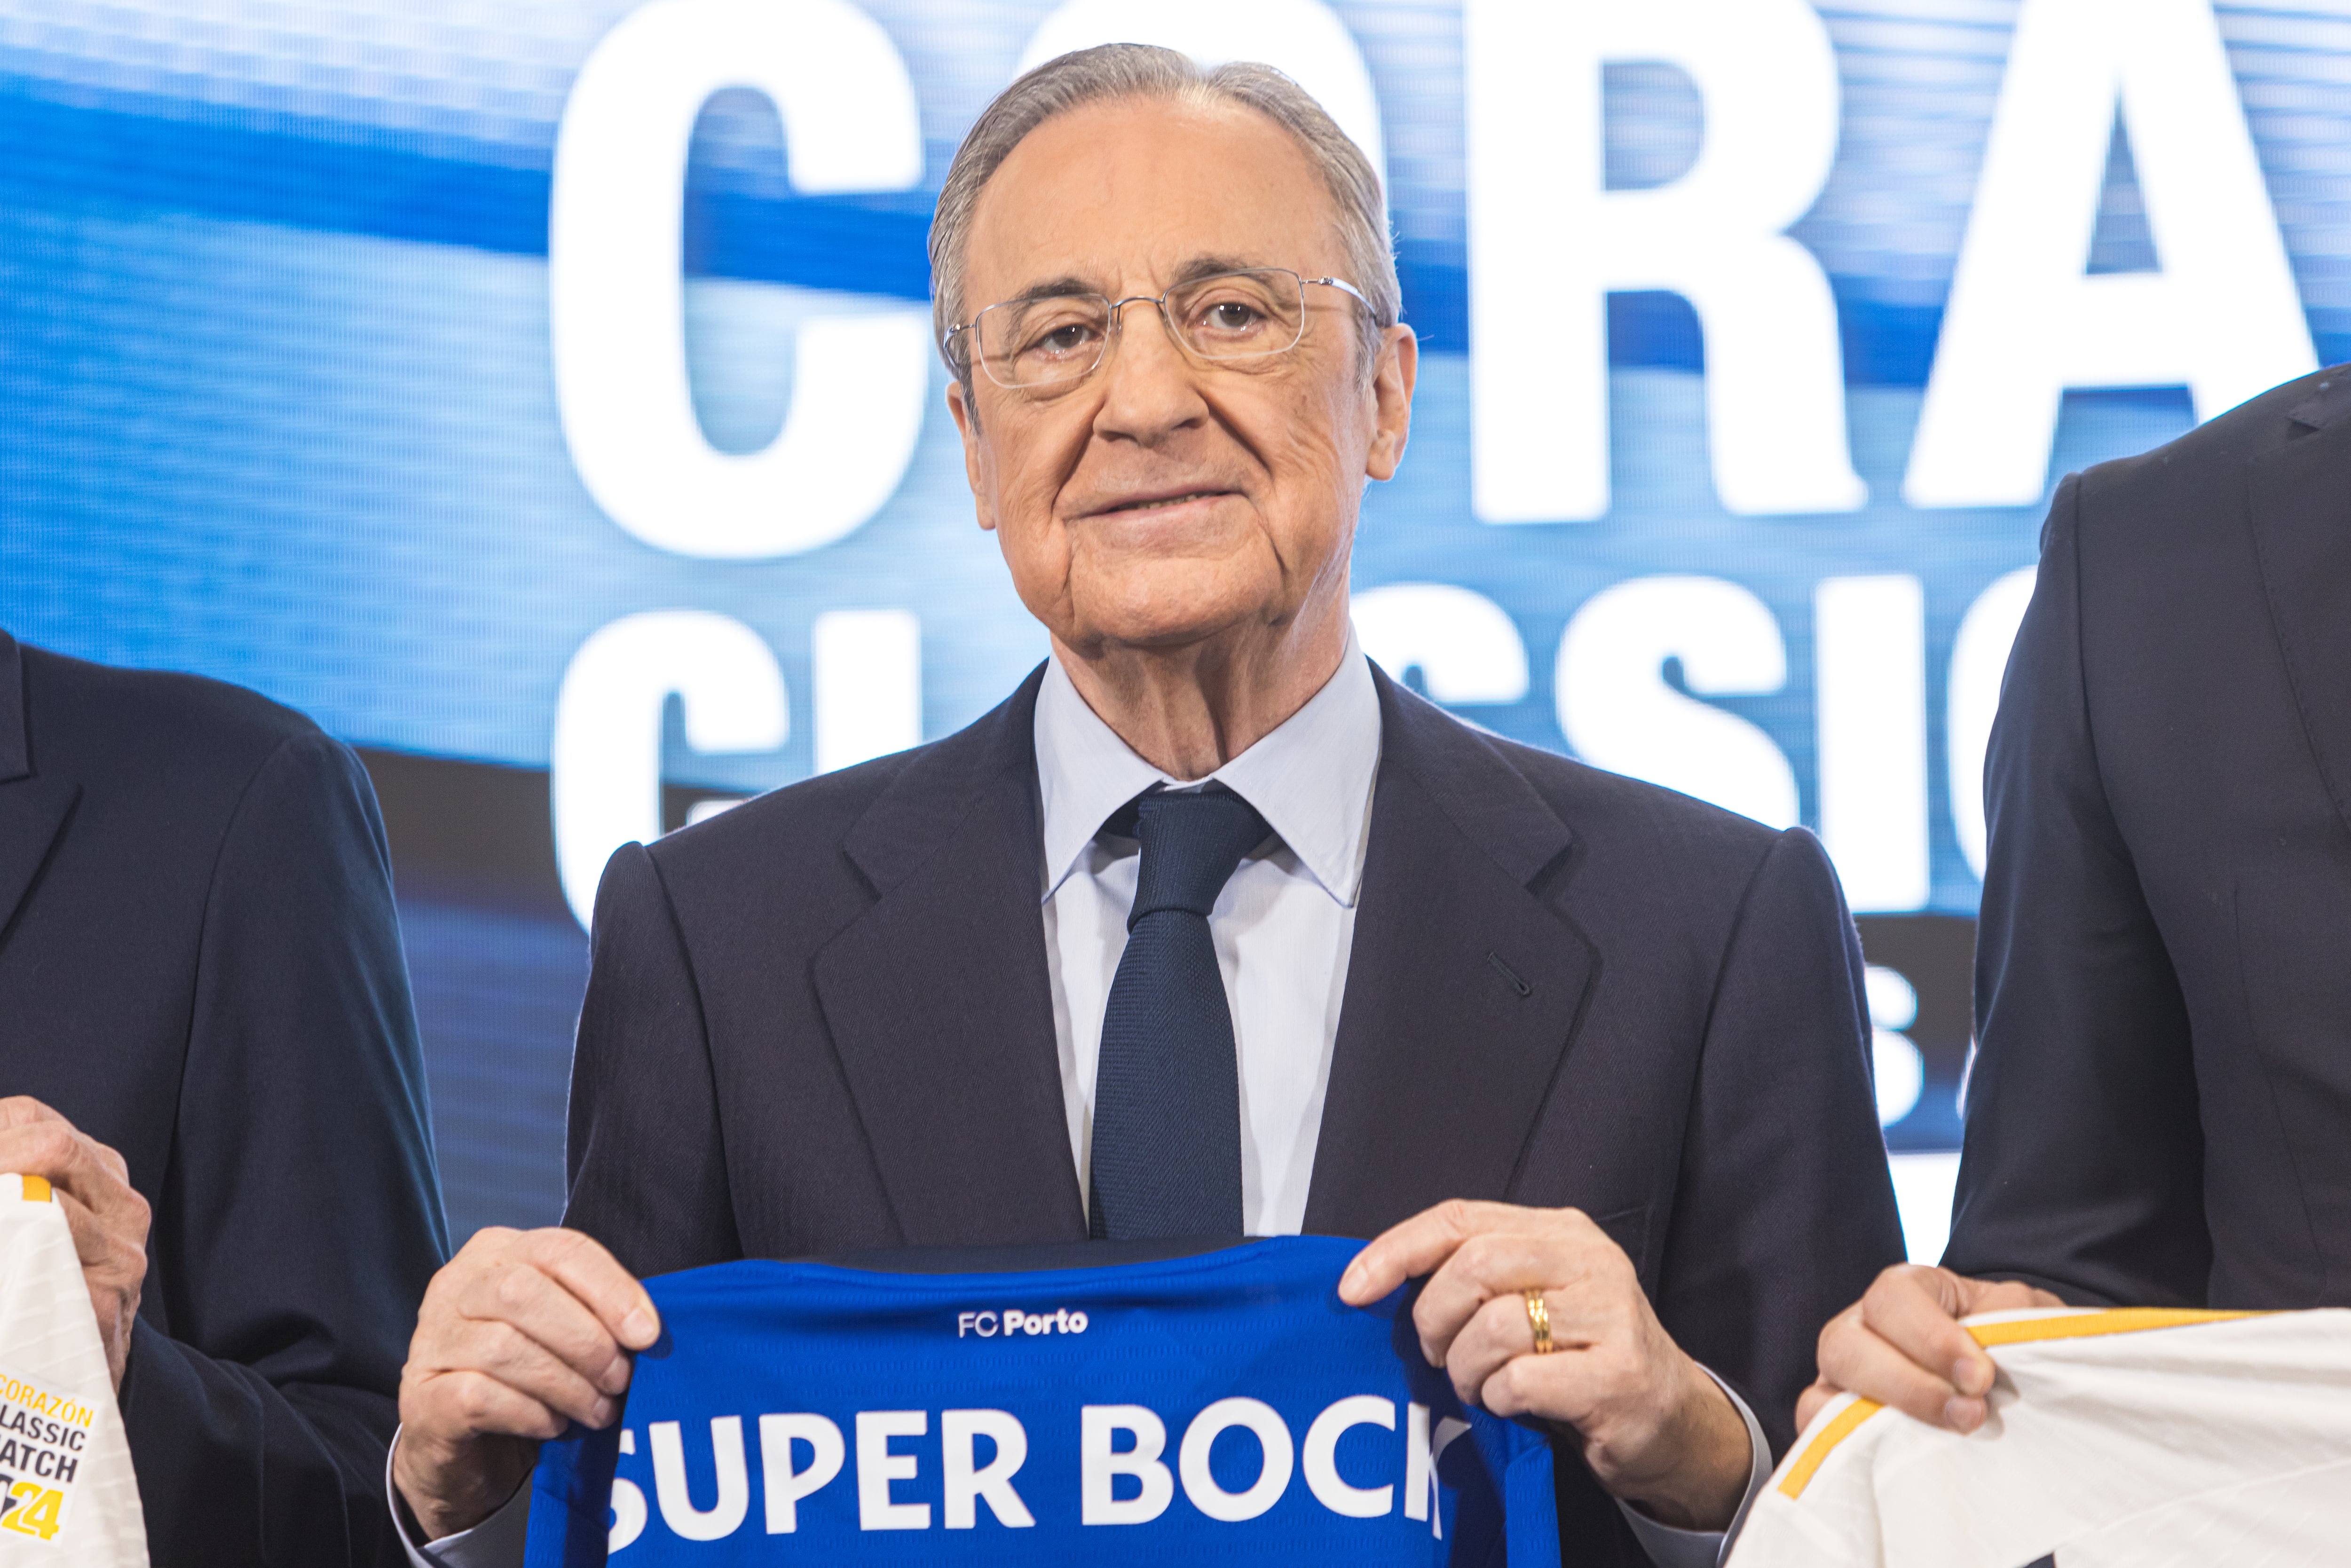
[394,1227,660,1540]
[0,1097,150,1392]
[1799,1264,2063,1434]
[1341,1201,1752,1532]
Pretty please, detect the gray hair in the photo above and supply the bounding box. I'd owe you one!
[929,43,1400,381]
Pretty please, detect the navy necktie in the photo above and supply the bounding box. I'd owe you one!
[1089,783,1271,1241]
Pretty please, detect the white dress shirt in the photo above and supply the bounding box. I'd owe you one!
[1033,637,1379,1236]
[403,639,1762,1567]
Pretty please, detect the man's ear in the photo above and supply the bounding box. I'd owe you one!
[946,377,998,533]
[1364,324,1418,483]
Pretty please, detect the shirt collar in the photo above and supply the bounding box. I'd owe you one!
[1033,634,1383,908]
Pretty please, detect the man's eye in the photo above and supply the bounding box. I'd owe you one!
[1026,323,1097,357]
[1200,302,1262,332]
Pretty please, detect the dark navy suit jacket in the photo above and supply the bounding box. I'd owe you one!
[565,663,1904,1563]
[1952,367,2351,1309]
[0,631,448,1566]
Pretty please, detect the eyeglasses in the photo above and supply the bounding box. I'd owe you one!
[946,268,1369,391]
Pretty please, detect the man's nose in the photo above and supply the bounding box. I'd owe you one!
[1093,300,1207,446]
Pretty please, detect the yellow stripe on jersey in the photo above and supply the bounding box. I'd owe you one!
[16,1174,50,1203]
[1776,1309,2269,1501]
[1778,1397,1883,1498]
[1965,1308,2264,1349]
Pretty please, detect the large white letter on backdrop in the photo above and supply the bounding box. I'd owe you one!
[1865,967,1925,1128]
[551,611,789,927]
[551,0,931,559]
[1351,584,1531,705]
[1016,0,1385,190]
[1903,0,2315,509]
[1554,576,1799,829]
[1466,0,1862,523]
[1948,567,2037,877]
[1815,575,1928,912]
[813,609,923,773]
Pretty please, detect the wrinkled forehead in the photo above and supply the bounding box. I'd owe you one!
[961,95,1346,308]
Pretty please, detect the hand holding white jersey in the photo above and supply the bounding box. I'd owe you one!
[0,1173,145,1566]
[1730,1306,2351,1568]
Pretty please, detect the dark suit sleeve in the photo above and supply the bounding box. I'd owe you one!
[562,842,742,1279]
[1943,474,2209,1305]
[118,730,449,1567]
[1653,827,1905,1456]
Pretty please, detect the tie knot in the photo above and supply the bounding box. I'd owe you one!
[1124,784,1272,929]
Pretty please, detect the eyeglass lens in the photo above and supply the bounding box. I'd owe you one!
[974,269,1309,388]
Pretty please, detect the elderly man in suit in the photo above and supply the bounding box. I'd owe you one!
[392,46,1902,1566]
[0,628,448,1564]
[1804,365,2351,1435]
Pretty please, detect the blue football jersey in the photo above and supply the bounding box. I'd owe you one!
[524,1236,1560,1566]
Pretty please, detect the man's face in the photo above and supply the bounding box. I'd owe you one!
[947,96,1415,661]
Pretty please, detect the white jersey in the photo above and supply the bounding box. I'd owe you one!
[1728,1306,2351,1568]
[0,1173,146,1566]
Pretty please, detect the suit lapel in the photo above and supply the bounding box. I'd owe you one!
[2248,378,2351,843]
[0,632,79,942]
[1304,672,1593,1237]
[811,667,1088,1246]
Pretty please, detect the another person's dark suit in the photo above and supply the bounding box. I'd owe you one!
[1953,364,2351,1308]
[0,630,449,1564]
[564,661,1905,1563]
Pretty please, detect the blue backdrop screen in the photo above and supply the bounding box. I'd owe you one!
[3,0,2339,1250]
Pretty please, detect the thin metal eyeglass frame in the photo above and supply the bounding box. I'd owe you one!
[945,268,1371,390]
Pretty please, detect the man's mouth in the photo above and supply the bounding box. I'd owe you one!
[1091,489,1235,518]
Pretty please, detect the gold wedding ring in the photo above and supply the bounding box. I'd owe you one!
[1523,1288,1554,1355]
